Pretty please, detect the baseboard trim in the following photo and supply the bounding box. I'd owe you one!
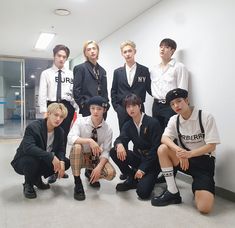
[176,172,235,202]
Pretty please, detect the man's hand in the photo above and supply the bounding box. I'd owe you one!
[58,161,65,178]
[52,156,61,173]
[179,158,189,171]
[89,139,102,156]
[116,144,127,161]
[134,169,145,179]
[176,148,191,159]
[90,165,102,184]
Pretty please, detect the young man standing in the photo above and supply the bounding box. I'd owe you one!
[39,44,75,147]
[151,88,220,214]
[151,38,189,132]
[110,94,162,200]
[11,103,70,199]
[68,96,116,201]
[111,40,151,131]
[73,40,109,118]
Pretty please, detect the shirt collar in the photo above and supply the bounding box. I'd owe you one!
[179,107,198,123]
[52,64,65,73]
[125,63,137,72]
[159,58,176,67]
[134,112,145,128]
[87,115,104,128]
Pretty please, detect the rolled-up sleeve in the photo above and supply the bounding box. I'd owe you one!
[99,127,113,160]
[68,118,81,145]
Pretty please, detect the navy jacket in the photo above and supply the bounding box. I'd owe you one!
[73,61,109,113]
[11,119,65,168]
[114,114,161,173]
[111,63,151,111]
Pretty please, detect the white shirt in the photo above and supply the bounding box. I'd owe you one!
[150,59,189,99]
[133,113,144,135]
[68,116,113,159]
[163,108,220,157]
[126,63,137,86]
[39,65,74,113]
[47,131,54,153]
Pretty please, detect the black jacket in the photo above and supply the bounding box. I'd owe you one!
[73,61,109,113]
[11,119,65,168]
[114,114,161,173]
[111,63,151,111]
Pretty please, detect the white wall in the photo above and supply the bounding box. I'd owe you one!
[72,0,235,192]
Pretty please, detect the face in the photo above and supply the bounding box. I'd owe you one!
[47,109,65,128]
[170,98,189,114]
[54,50,68,69]
[85,43,99,62]
[126,104,141,118]
[121,45,136,63]
[159,44,175,61]
[90,105,105,119]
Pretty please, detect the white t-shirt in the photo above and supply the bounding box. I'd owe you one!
[163,108,220,157]
[47,131,55,153]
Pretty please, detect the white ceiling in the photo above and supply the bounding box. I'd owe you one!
[0,0,161,59]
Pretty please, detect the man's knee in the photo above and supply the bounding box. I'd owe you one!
[157,144,169,157]
[70,144,82,157]
[195,190,214,214]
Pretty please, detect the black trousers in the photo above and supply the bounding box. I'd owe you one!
[110,147,158,199]
[13,156,70,185]
[47,100,75,147]
[152,101,175,133]
[116,104,145,131]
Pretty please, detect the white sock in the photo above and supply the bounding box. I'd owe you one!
[162,167,178,194]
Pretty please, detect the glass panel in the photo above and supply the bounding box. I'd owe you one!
[0,59,24,138]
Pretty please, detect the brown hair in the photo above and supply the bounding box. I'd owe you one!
[123,93,142,108]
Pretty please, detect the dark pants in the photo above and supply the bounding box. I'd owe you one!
[110,147,158,199]
[13,156,70,185]
[47,100,75,147]
[116,104,145,131]
[152,101,175,133]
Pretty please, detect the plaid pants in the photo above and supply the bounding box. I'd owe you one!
[70,144,116,180]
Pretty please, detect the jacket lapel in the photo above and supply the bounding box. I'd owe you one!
[42,119,48,150]
[121,65,130,87]
[132,63,141,86]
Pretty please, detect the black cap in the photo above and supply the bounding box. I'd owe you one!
[87,96,108,108]
[166,88,188,104]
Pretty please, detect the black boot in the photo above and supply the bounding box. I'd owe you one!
[35,176,50,190]
[74,182,86,201]
[23,183,37,199]
[116,175,137,192]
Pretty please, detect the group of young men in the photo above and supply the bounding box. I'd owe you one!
[11,38,220,214]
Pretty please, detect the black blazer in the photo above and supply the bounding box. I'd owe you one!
[111,63,151,111]
[114,114,161,173]
[73,61,109,113]
[11,119,65,169]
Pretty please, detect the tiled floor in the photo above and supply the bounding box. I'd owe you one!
[0,140,234,228]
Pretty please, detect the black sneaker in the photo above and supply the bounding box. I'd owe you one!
[48,173,58,184]
[35,177,50,190]
[119,173,128,180]
[23,183,37,199]
[116,176,137,192]
[151,190,182,206]
[90,181,100,188]
[74,183,86,201]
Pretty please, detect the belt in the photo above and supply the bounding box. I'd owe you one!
[154,98,166,104]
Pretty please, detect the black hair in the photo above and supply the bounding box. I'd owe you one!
[159,38,177,50]
[123,93,142,108]
[53,44,70,58]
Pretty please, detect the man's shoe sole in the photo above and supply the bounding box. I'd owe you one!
[151,197,182,206]
[74,193,86,201]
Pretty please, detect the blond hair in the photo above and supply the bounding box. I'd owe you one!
[120,40,136,51]
[47,103,68,119]
[83,40,99,60]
